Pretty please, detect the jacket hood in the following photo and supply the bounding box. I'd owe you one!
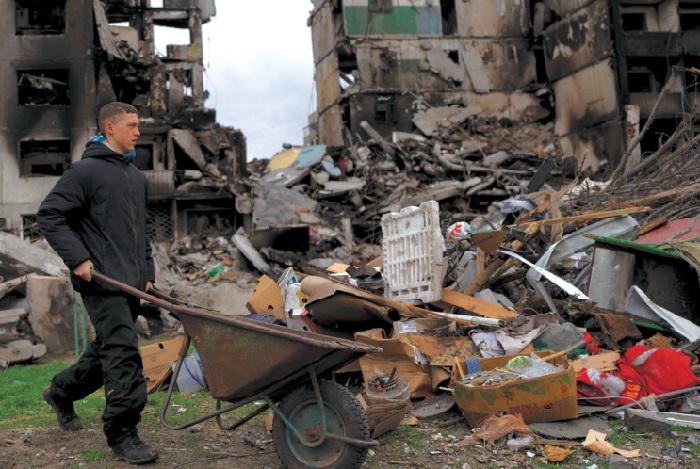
[81,141,126,163]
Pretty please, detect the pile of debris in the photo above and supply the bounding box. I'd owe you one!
[226,115,568,278]
[2,103,699,465]
[205,112,699,454]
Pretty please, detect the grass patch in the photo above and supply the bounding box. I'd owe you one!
[0,360,268,432]
[76,446,109,462]
[0,362,99,430]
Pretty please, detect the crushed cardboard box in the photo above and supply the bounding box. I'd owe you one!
[246,275,285,320]
[452,350,578,427]
[140,336,184,394]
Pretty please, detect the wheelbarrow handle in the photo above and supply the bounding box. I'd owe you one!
[149,288,188,306]
[91,271,218,314]
[91,271,189,318]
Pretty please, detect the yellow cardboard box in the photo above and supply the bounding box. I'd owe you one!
[452,350,578,427]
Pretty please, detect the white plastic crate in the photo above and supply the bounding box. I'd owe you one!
[381,201,446,304]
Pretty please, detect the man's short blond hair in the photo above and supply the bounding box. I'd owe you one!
[98,102,138,135]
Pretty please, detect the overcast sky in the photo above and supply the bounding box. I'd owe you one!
[156,2,316,161]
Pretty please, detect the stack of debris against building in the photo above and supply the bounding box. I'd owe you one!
[2,0,700,462]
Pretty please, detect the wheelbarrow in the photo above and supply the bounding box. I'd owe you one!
[93,272,382,469]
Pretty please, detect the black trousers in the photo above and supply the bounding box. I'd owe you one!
[50,293,147,446]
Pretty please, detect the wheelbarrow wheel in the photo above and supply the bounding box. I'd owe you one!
[272,380,369,469]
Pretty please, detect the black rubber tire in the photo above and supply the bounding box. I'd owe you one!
[272,380,370,469]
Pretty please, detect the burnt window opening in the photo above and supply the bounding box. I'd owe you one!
[17,69,70,105]
[639,118,680,154]
[627,67,656,92]
[173,143,204,172]
[19,139,71,177]
[626,58,671,93]
[147,200,172,242]
[133,144,154,171]
[447,49,460,64]
[375,96,395,122]
[533,46,548,83]
[440,0,457,36]
[104,61,148,105]
[185,208,237,238]
[337,43,358,74]
[679,3,700,30]
[683,58,700,94]
[621,12,647,31]
[20,214,41,242]
[369,0,393,13]
[15,0,66,36]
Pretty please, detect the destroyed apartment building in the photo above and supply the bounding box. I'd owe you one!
[308,0,700,174]
[4,4,700,464]
[0,0,246,245]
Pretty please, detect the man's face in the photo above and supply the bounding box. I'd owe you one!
[106,112,140,154]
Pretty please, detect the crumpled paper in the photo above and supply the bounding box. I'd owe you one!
[582,429,640,458]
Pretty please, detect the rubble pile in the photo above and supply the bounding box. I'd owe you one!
[566,117,700,225]
[237,116,568,275]
[2,109,700,466]
[223,110,700,455]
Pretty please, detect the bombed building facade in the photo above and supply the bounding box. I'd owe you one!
[0,0,246,241]
[308,0,700,174]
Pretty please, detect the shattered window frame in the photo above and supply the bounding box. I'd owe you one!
[15,0,66,36]
[20,213,41,242]
[17,69,71,106]
[440,0,458,36]
[18,138,72,177]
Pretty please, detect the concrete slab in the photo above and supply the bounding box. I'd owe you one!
[0,308,26,343]
[27,276,93,354]
[170,282,255,317]
[530,415,613,440]
[0,232,67,280]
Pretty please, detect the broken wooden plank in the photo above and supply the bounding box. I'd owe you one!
[572,351,621,373]
[462,258,517,297]
[638,216,668,236]
[0,275,32,300]
[630,182,700,206]
[440,289,518,319]
[511,206,651,230]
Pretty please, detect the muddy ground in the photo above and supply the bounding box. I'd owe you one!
[2,404,700,469]
[0,407,283,469]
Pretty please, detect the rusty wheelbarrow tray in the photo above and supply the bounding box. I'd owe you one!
[94,272,381,467]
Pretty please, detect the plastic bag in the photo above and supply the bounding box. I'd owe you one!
[505,353,564,379]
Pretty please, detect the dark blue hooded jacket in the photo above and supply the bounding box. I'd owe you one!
[37,141,155,294]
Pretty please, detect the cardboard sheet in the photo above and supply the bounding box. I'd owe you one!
[140,336,184,394]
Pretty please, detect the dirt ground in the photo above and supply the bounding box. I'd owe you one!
[0,417,284,469]
[3,406,700,469]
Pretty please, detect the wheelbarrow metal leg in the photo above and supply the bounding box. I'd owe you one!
[215,399,270,431]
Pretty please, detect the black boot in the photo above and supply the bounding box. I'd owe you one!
[43,387,82,431]
[111,428,159,464]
